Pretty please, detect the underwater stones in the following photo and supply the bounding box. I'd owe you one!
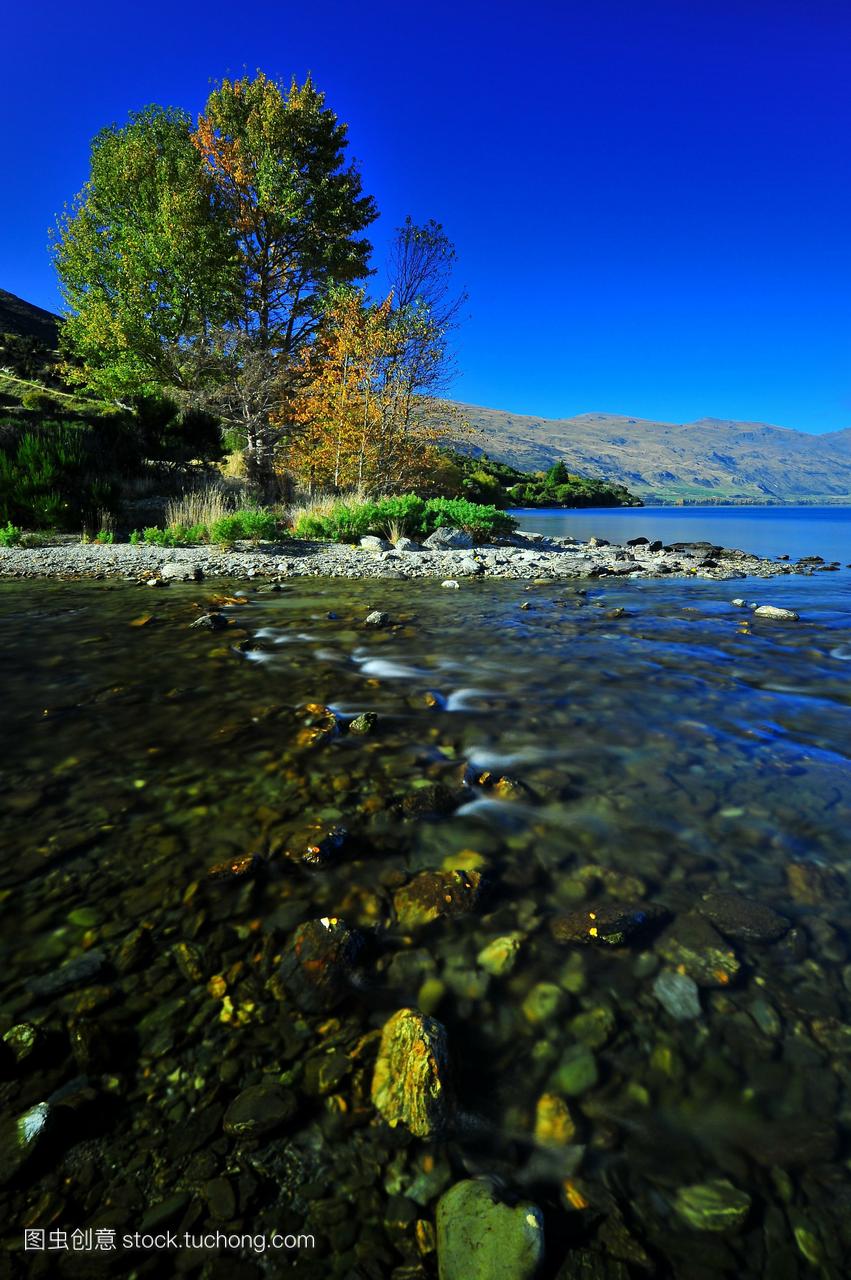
[393,869,483,930]
[786,861,842,906]
[425,527,474,550]
[552,1044,599,1097]
[534,1093,577,1146]
[2,1023,41,1066]
[399,781,463,818]
[295,702,342,747]
[568,1005,616,1048]
[115,923,154,974]
[436,1179,545,1280]
[653,969,702,1021]
[206,852,262,882]
[284,823,348,867]
[752,605,799,621]
[371,1008,453,1138]
[477,933,524,977]
[0,1101,52,1188]
[28,949,107,998]
[698,891,788,943]
[522,982,566,1025]
[673,1179,751,1231]
[365,610,390,626]
[349,711,378,735]
[223,1082,297,1140]
[655,914,740,988]
[276,917,364,1014]
[550,902,663,947]
[189,611,228,630]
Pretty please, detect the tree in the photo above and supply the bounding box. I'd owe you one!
[192,73,378,493]
[53,105,237,402]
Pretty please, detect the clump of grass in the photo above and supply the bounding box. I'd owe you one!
[165,483,233,531]
[0,520,23,547]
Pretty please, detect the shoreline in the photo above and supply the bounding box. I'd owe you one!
[0,531,843,583]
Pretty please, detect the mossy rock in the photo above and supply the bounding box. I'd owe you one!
[436,1179,545,1279]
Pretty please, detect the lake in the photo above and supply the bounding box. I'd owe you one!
[1,571,850,1277]
[511,504,851,565]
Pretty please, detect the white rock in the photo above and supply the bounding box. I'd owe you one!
[753,605,800,621]
[441,580,460,589]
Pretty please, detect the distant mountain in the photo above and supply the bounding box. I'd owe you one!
[454,403,851,503]
[0,289,60,347]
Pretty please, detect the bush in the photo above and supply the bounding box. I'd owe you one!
[0,421,122,530]
[0,520,23,547]
[291,494,516,543]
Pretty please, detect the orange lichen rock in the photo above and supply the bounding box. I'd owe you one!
[371,1008,454,1137]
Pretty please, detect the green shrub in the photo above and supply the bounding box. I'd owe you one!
[292,494,516,543]
[210,509,279,545]
[423,497,515,538]
[0,520,23,547]
[95,530,115,544]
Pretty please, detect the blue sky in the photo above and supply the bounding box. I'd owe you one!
[3,0,850,432]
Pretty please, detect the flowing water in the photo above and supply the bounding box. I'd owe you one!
[1,572,850,1278]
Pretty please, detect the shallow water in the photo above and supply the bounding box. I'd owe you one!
[1,574,850,1277]
[512,504,851,564]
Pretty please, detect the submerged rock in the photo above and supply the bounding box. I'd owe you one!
[207,852,262,881]
[348,711,378,735]
[394,869,483,929]
[550,903,664,947]
[534,1093,577,1146]
[284,824,348,867]
[656,913,740,987]
[752,605,799,621]
[673,1179,751,1231]
[0,1101,52,1188]
[2,1023,41,1066]
[276,918,364,1013]
[371,1008,453,1137]
[223,1082,297,1140]
[477,932,524,976]
[698,891,788,943]
[189,612,228,631]
[29,950,107,998]
[436,1179,545,1280]
[399,782,463,818]
[365,610,389,626]
[653,969,702,1020]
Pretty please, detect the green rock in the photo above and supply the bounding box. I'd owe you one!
[523,981,566,1025]
[222,1083,297,1139]
[349,712,378,735]
[553,1044,598,1096]
[568,1005,616,1048]
[673,1179,751,1231]
[372,1008,454,1137]
[477,933,524,976]
[436,1179,545,1279]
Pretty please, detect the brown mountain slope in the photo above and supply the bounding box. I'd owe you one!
[0,289,60,347]
[454,403,851,503]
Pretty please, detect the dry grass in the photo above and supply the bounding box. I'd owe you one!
[285,491,355,528]
[165,483,234,530]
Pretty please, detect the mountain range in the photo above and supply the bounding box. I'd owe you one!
[454,403,851,504]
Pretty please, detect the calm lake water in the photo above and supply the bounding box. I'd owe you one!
[512,504,851,565]
[1,571,850,1277]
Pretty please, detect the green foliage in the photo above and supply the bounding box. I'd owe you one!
[0,421,121,530]
[0,521,23,547]
[292,495,516,543]
[95,530,115,544]
[209,510,279,545]
[435,449,641,509]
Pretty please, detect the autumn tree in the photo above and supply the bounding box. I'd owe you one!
[191,73,378,494]
[53,106,237,402]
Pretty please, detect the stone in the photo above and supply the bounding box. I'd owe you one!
[752,605,799,621]
[394,869,483,930]
[0,1102,52,1188]
[190,612,228,631]
[554,1249,629,1279]
[550,903,664,947]
[223,1083,297,1140]
[360,536,390,550]
[457,556,484,576]
[424,527,474,550]
[276,917,363,1013]
[441,579,461,589]
[399,783,463,818]
[553,1044,598,1096]
[395,537,421,552]
[161,561,203,581]
[655,913,740,988]
[731,598,747,607]
[522,981,566,1025]
[534,1093,577,1146]
[673,1179,751,1231]
[283,823,348,867]
[653,969,702,1020]
[477,933,524,976]
[28,950,107,998]
[371,1008,454,1137]
[436,1179,545,1280]
[348,711,378,735]
[2,1023,40,1065]
[698,891,788,943]
[568,1005,616,1047]
[365,610,389,626]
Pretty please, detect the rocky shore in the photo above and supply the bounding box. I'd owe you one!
[0,527,842,582]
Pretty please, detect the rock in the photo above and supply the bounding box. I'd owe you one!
[223,1082,297,1140]
[522,981,566,1025]
[283,823,348,867]
[372,1008,453,1137]
[752,605,799,621]
[365,610,389,626]
[394,869,483,929]
[457,556,484,576]
[399,782,463,818]
[28,950,107,998]
[731,598,747,607]
[441,579,461,589]
[656,913,740,987]
[698,891,788,943]
[161,561,203,581]
[424,527,474,550]
[550,903,664,947]
[554,1249,629,1279]
[534,1093,577,1146]
[673,1179,751,1231]
[2,1023,41,1066]
[348,711,378,735]
[276,917,363,1013]
[394,536,421,552]
[0,1101,52,1188]
[652,969,702,1020]
[205,1176,237,1221]
[190,612,228,631]
[436,1179,545,1280]
[477,933,524,976]
[786,861,841,905]
[115,924,154,974]
[360,536,390,550]
[553,1044,598,1096]
[207,852,262,881]
[568,1005,616,1048]
[626,537,649,547]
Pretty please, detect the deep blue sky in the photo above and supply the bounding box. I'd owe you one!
[4,1,850,431]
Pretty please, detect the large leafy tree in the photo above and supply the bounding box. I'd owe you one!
[191,73,378,492]
[53,105,237,401]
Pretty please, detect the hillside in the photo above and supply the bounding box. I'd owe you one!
[0,289,60,347]
[455,403,851,504]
